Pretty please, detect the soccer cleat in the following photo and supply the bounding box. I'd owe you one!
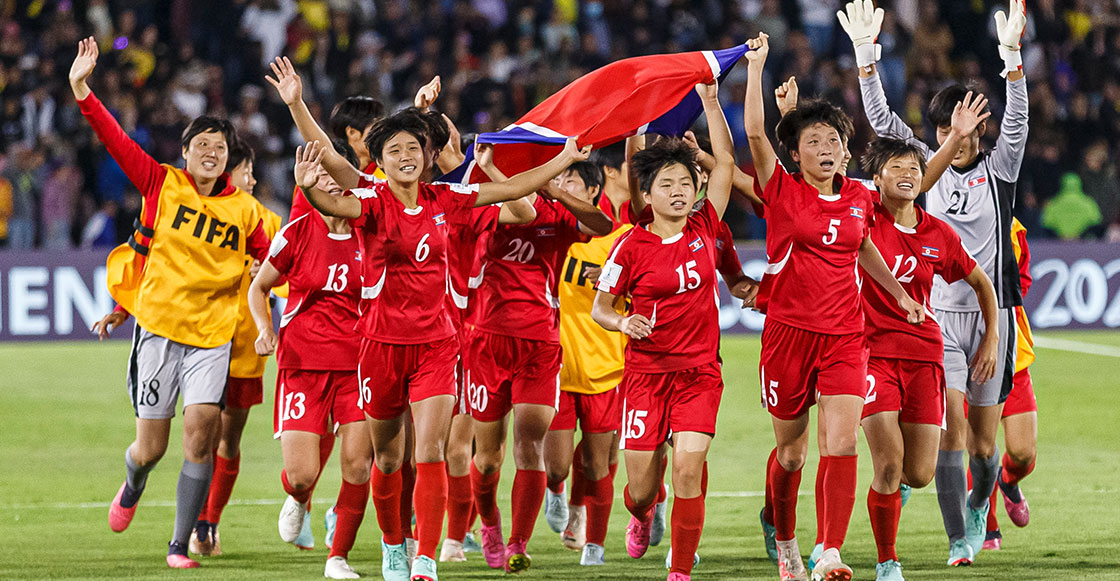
[462,531,481,553]
[664,548,701,569]
[324,504,337,550]
[875,559,905,581]
[381,539,411,581]
[651,484,669,546]
[209,525,222,556]
[167,540,200,569]
[279,495,309,543]
[1000,484,1030,527]
[947,538,973,566]
[899,484,912,509]
[776,539,809,581]
[189,520,215,556]
[810,547,852,581]
[505,540,531,573]
[667,574,691,581]
[807,543,824,570]
[480,522,505,569]
[581,542,605,566]
[439,538,466,563]
[983,529,1002,551]
[562,504,587,550]
[108,482,139,533]
[964,499,988,557]
[544,487,569,533]
[410,555,438,581]
[294,510,315,550]
[625,515,653,558]
[324,555,360,579]
[760,509,779,565]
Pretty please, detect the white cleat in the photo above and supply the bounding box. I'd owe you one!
[811,547,853,581]
[406,537,418,565]
[279,495,309,543]
[439,538,466,563]
[650,484,669,546]
[324,555,360,579]
[545,487,569,533]
[665,548,701,569]
[562,504,587,550]
[580,542,605,565]
[777,538,809,581]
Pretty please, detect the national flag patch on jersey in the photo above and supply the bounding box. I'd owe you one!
[968,176,987,188]
[921,246,940,259]
[354,250,362,261]
[689,237,705,252]
[850,206,864,219]
[537,226,556,237]
[433,213,446,226]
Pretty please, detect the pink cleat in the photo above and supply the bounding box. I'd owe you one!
[667,573,691,581]
[1002,489,1030,527]
[108,482,137,533]
[983,537,1002,551]
[480,522,505,569]
[166,554,200,569]
[625,515,652,559]
[505,540,531,573]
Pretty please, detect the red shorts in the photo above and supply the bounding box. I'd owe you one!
[357,336,459,420]
[549,389,622,433]
[618,362,723,451]
[1002,368,1037,417]
[861,357,946,426]
[760,321,868,421]
[273,369,364,437]
[464,329,562,422]
[226,376,264,409]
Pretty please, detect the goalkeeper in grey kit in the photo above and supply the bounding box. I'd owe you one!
[838,0,1029,574]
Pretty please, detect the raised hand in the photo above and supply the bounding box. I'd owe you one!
[265,57,303,106]
[294,141,327,190]
[837,0,883,47]
[994,0,1027,52]
[695,80,719,102]
[414,76,442,110]
[619,314,653,339]
[69,37,99,99]
[745,33,770,66]
[562,137,592,163]
[474,142,495,168]
[775,76,799,117]
[950,91,992,138]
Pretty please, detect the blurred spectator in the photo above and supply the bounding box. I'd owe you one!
[1042,173,1101,240]
[2,146,44,249]
[80,199,119,249]
[1079,140,1119,230]
[0,171,11,247]
[41,162,82,249]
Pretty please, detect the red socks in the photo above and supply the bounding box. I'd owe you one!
[547,480,565,495]
[509,469,546,545]
[1002,453,1035,486]
[815,456,830,545]
[201,453,240,523]
[446,473,473,542]
[623,485,655,521]
[413,462,447,559]
[822,454,857,551]
[370,467,403,544]
[762,447,777,525]
[987,486,1000,532]
[768,458,802,541]
[585,475,614,546]
[670,495,705,575]
[329,479,369,558]
[470,461,501,527]
[400,463,416,539]
[569,443,587,506]
[281,470,312,505]
[867,488,900,563]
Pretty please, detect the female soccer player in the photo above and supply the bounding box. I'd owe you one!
[295,111,589,580]
[743,33,924,581]
[246,147,370,579]
[590,81,734,581]
[72,37,271,569]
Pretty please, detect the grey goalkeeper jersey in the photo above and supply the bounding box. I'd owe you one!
[860,73,1028,312]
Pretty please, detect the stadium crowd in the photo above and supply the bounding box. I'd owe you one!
[1,0,1119,249]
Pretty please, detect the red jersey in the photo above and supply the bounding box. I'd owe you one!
[350,180,480,344]
[447,205,502,326]
[714,220,743,282]
[470,196,588,342]
[598,193,637,227]
[268,213,362,370]
[597,200,722,373]
[756,161,873,335]
[862,203,976,362]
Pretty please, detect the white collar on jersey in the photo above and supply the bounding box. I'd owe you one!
[892,222,917,234]
[818,193,841,202]
[402,205,424,215]
[327,232,352,240]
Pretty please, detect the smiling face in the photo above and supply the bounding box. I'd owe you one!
[790,122,844,184]
[229,159,256,195]
[873,152,925,204]
[642,162,697,220]
[935,122,984,167]
[378,130,424,184]
[182,130,229,182]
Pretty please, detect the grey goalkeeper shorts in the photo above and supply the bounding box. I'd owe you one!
[937,307,1017,407]
[126,325,231,419]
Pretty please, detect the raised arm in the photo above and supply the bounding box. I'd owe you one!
[625,135,647,216]
[858,235,925,324]
[436,113,467,174]
[991,0,1029,182]
[70,37,165,201]
[743,33,778,190]
[474,137,591,206]
[295,141,361,219]
[545,181,613,236]
[266,57,363,189]
[922,92,992,192]
[696,82,735,219]
[248,260,283,356]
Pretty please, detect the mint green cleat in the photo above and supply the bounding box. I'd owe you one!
[807,543,823,570]
[324,504,337,550]
[381,539,410,581]
[965,500,989,557]
[759,509,778,565]
[410,555,438,580]
[875,559,905,581]
[899,484,912,509]
[947,538,973,566]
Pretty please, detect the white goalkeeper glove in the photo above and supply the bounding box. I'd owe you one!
[994,0,1026,77]
[837,0,884,68]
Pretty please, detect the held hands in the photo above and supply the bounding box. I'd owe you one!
[775,76,799,117]
[730,278,760,309]
[69,37,99,99]
[837,0,884,67]
[582,265,602,285]
[950,91,991,139]
[90,310,128,341]
[254,328,279,356]
[897,296,926,325]
[265,57,303,106]
[294,141,327,190]
[619,314,653,340]
[745,33,770,67]
[414,76,441,110]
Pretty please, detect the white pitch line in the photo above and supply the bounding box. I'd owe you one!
[1033,335,1120,358]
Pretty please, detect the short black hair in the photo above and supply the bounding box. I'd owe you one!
[590,141,625,170]
[328,96,385,141]
[227,134,255,172]
[563,161,605,195]
[928,83,989,128]
[365,111,429,162]
[630,138,698,194]
[861,137,928,176]
[180,116,234,152]
[399,107,451,151]
[774,98,853,155]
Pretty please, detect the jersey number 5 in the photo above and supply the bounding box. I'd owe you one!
[675,260,700,293]
[822,219,842,245]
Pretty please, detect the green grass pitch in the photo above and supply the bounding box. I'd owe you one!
[2,331,1119,580]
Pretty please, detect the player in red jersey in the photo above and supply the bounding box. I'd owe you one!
[743,34,925,581]
[465,150,613,573]
[590,81,734,581]
[296,108,589,580]
[858,132,1000,580]
[245,146,370,579]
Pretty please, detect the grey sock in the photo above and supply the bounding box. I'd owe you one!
[125,447,155,491]
[172,459,214,545]
[935,449,967,542]
[969,448,1001,510]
